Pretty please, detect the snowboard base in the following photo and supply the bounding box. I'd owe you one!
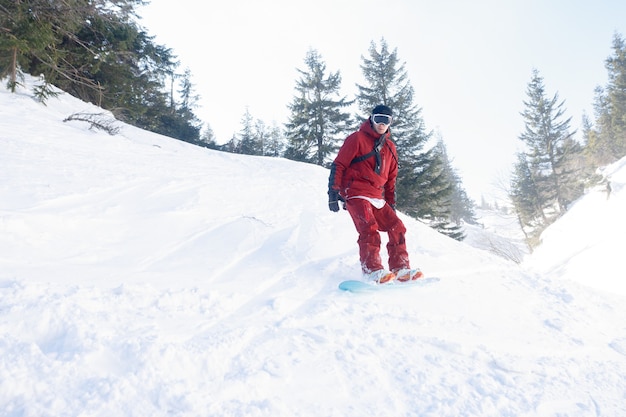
[338,277,439,293]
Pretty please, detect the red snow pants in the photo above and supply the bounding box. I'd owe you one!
[345,198,410,273]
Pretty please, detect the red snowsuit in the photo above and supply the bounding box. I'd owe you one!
[328,120,410,273]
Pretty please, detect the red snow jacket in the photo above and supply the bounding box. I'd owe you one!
[329,119,399,206]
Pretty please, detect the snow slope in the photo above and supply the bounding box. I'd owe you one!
[1,78,625,417]
[524,158,626,297]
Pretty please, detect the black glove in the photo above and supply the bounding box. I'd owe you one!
[328,189,341,212]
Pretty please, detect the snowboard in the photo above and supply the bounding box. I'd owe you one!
[338,277,440,293]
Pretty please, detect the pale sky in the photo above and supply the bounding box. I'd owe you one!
[137,0,626,202]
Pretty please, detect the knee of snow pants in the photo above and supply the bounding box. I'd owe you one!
[346,198,410,273]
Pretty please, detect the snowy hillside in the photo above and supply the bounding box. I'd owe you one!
[524,158,626,297]
[1,78,626,417]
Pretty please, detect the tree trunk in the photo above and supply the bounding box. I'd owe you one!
[10,46,18,91]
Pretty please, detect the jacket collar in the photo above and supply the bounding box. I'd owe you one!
[360,119,389,140]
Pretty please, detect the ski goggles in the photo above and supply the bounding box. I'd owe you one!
[372,114,392,125]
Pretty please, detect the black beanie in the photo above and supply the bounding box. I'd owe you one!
[372,104,392,116]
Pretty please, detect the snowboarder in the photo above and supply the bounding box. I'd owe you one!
[328,104,422,284]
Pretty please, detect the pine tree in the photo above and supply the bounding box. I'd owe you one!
[198,125,220,149]
[254,119,268,156]
[223,134,240,153]
[237,108,262,156]
[588,87,614,164]
[427,141,471,240]
[518,69,582,215]
[263,123,286,157]
[356,38,461,237]
[153,68,202,143]
[284,49,352,166]
[436,140,476,227]
[588,33,626,164]
[581,113,607,182]
[510,152,545,227]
